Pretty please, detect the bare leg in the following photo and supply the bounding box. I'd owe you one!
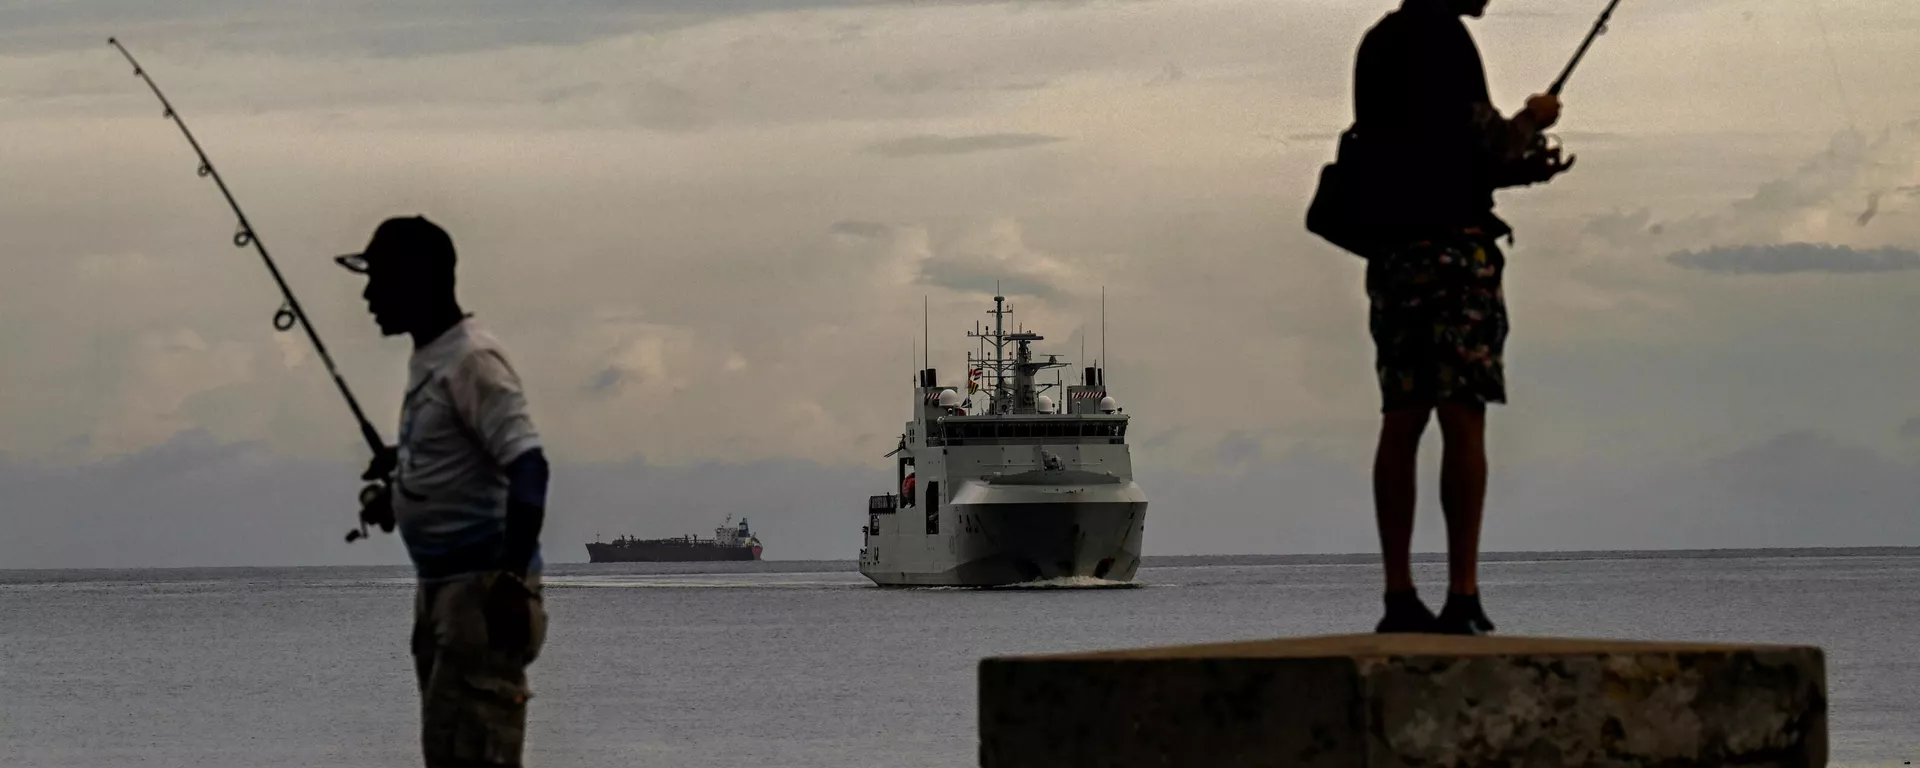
[1373,408,1431,593]
[1436,403,1487,596]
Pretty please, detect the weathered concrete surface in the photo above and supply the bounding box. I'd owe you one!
[979,634,1825,768]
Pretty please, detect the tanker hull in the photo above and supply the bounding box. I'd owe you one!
[586,541,763,563]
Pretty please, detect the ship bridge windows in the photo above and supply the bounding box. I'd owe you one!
[934,419,1127,445]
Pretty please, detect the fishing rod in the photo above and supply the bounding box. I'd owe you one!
[1515,0,1625,184]
[1549,0,1625,97]
[108,38,392,544]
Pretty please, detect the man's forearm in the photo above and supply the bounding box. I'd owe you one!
[501,448,549,577]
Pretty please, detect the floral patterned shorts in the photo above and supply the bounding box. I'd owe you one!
[1365,235,1509,414]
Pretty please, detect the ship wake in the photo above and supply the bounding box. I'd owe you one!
[988,575,1142,590]
[548,575,868,590]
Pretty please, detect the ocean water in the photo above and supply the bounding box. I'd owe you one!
[3,551,1916,767]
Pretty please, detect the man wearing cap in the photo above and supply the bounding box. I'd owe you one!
[339,215,550,768]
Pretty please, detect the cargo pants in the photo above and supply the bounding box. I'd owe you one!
[411,570,548,768]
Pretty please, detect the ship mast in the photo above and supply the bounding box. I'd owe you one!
[967,292,1014,414]
[966,291,1069,415]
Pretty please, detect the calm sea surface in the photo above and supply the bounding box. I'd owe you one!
[3,551,1916,767]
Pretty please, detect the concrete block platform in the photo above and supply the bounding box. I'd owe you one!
[979,634,1826,767]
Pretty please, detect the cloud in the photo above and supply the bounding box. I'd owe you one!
[1132,428,1920,557]
[1140,426,1185,450]
[1729,128,1886,218]
[1901,417,1920,440]
[1208,431,1264,468]
[582,367,629,395]
[920,264,1061,300]
[824,216,1088,302]
[0,430,888,568]
[0,430,391,570]
[1575,123,1920,262]
[871,69,972,96]
[7,0,1920,494]
[6,425,1920,569]
[829,220,891,239]
[575,327,685,399]
[911,219,1084,301]
[1581,207,1659,243]
[1665,243,1920,275]
[862,133,1067,158]
[5,0,919,57]
[1482,430,1920,553]
[86,329,259,456]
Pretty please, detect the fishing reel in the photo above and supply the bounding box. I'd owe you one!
[1504,131,1577,188]
[345,481,396,543]
[346,447,399,543]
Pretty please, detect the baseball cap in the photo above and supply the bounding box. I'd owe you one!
[335,215,456,276]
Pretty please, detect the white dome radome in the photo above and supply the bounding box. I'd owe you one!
[937,388,962,407]
[1098,396,1118,413]
[1035,394,1054,413]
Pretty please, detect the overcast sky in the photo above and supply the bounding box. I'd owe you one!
[2,0,1917,568]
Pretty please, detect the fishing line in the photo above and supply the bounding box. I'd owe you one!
[1808,0,1858,132]
[1803,1,1889,229]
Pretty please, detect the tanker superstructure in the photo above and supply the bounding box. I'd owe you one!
[859,294,1147,587]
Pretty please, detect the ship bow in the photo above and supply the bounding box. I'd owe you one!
[954,476,1146,584]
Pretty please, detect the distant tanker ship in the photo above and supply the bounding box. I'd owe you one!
[585,515,764,563]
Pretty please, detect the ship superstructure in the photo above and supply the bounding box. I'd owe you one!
[859,294,1147,586]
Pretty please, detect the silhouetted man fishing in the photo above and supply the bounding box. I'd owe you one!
[1347,0,1577,634]
[340,216,551,767]
[106,43,555,763]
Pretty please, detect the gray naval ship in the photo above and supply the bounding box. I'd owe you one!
[859,294,1147,587]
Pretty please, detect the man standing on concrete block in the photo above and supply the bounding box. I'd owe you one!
[339,215,552,767]
[1349,0,1573,634]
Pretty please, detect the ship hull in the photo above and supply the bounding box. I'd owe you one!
[860,476,1146,587]
[585,542,762,563]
